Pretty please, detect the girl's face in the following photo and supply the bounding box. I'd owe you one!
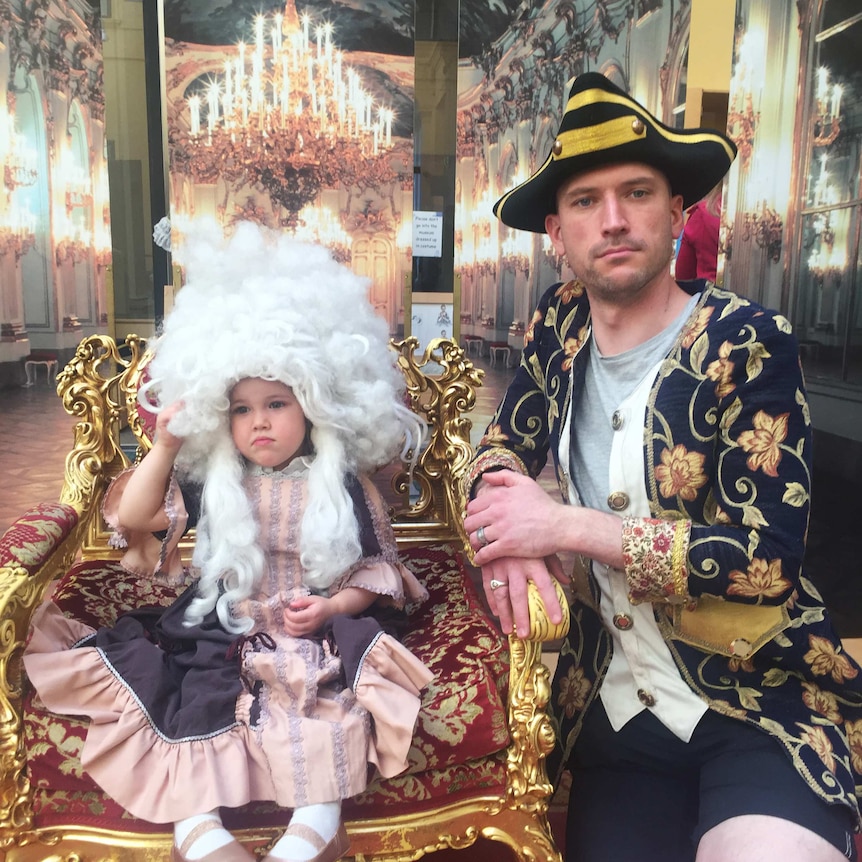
[229,378,308,471]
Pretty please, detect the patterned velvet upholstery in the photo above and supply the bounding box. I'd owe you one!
[0,504,78,575]
[0,334,567,861]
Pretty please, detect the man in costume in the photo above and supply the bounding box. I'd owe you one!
[462,72,862,861]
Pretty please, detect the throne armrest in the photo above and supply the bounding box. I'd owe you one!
[505,579,569,814]
[0,504,82,833]
[0,504,79,575]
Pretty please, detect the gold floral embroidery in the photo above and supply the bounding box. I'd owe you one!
[560,327,589,372]
[801,681,842,724]
[680,306,713,349]
[555,279,586,304]
[524,309,543,346]
[798,724,836,773]
[804,635,860,684]
[557,664,590,719]
[727,558,792,600]
[713,504,732,525]
[705,340,736,398]
[655,444,707,502]
[728,656,756,673]
[26,710,86,779]
[709,700,749,721]
[479,424,508,448]
[736,410,789,478]
[845,719,862,775]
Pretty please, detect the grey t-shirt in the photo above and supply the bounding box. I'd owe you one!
[570,293,700,510]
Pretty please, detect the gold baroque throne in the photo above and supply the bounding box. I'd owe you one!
[0,334,568,861]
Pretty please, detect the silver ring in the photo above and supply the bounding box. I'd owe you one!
[476,525,489,548]
[489,578,508,591]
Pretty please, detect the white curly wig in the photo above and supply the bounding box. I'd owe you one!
[139,220,422,633]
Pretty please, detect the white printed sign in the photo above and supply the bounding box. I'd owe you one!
[412,211,443,257]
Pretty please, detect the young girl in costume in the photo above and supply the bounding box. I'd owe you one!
[24,223,433,862]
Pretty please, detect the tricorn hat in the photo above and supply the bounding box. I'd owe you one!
[493,72,737,233]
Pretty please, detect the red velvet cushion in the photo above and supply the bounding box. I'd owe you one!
[24,543,510,829]
[0,504,78,574]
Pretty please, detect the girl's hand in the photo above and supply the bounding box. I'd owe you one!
[283,595,333,637]
[154,402,185,452]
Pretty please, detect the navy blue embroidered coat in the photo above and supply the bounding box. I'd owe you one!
[466,280,862,824]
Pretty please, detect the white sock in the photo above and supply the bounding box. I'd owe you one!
[173,810,235,860]
[270,802,342,861]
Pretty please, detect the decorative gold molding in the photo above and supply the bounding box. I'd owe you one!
[389,336,484,549]
[506,580,569,823]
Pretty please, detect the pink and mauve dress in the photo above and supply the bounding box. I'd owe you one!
[24,460,433,824]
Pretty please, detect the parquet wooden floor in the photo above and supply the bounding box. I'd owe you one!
[0,377,76,533]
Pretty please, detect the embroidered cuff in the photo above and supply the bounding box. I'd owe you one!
[622,517,691,605]
[462,447,529,500]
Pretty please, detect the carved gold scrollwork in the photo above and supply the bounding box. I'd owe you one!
[389,337,484,546]
[506,580,569,827]
[0,567,46,841]
[56,336,152,556]
[57,336,132,509]
[118,337,154,458]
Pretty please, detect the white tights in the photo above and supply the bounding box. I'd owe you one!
[270,801,342,861]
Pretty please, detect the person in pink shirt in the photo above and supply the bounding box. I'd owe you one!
[675,184,722,282]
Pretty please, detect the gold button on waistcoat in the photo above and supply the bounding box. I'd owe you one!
[611,410,623,431]
[730,638,753,658]
[607,491,629,511]
[637,688,656,707]
[613,613,634,631]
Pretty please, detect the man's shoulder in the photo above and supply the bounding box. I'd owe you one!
[701,286,792,335]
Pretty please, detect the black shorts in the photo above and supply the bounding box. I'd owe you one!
[566,701,857,862]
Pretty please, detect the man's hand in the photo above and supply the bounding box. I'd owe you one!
[465,470,571,563]
[464,470,571,635]
[465,469,624,585]
[479,554,567,636]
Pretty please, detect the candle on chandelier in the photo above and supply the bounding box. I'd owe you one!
[281,56,290,116]
[207,82,219,132]
[273,13,282,54]
[830,84,842,119]
[816,66,829,105]
[324,23,333,74]
[224,60,233,116]
[189,95,201,136]
[255,16,265,57]
[237,44,246,90]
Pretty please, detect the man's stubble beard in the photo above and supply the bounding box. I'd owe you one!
[579,235,675,308]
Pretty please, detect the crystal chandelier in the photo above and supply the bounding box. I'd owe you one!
[173,0,399,226]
